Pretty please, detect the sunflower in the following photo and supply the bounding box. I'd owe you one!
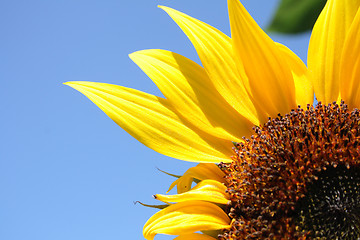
[65,0,360,239]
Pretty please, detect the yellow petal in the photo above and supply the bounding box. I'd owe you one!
[129,49,254,142]
[228,0,296,118]
[340,7,360,108]
[170,174,193,194]
[65,81,233,163]
[308,0,360,104]
[174,233,218,240]
[155,179,229,204]
[276,43,314,107]
[168,163,226,193]
[143,201,231,240]
[159,5,263,125]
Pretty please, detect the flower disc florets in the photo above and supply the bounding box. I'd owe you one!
[219,102,360,239]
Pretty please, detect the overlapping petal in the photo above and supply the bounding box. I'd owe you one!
[340,7,360,109]
[65,82,233,163]
[277,44,314,107]
[143,201,231,240]
[155,179,229,204]
[160,5,265,125]
[167,163,226,194]
[308,0,360,104]
[228,0,296,117]
[129,49,253,142]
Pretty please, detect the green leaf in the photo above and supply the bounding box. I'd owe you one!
[267,0,326,34]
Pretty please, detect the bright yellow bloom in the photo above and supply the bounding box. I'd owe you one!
[65,0,360,239]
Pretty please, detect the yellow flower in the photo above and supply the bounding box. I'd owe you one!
[65,0,360,239]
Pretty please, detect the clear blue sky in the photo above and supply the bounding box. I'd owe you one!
[1,1,311,239]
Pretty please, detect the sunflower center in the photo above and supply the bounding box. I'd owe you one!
[296,165,360,239]
[218,102,360,239]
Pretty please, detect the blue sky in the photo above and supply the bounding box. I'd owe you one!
[1,0,311,239]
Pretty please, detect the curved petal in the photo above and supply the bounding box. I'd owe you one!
[65,81,234,163]
[308,0,360,104]
[167,163,226,193]
[228,0,296,117]
[155,179,230,204]
[174,233,218,240]
[129,49,254,142]
[340,7,360,109]
[143,201,231,240]
[169,175,193,194]
[276,43,314,107]
[159,5,264,125]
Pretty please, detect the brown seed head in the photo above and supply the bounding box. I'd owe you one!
[219,102,360,239]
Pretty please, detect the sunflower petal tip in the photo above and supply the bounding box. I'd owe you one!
[158,5,174,14]
[129,50,145,59]
[129,49,152,60]
[128,52,136,60]
[63,81,87,89]
[63,81,79,88]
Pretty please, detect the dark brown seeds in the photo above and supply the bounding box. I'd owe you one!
[219,102,360,239]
